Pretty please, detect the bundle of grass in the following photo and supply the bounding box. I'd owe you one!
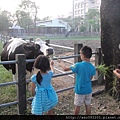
[96,64,111,77]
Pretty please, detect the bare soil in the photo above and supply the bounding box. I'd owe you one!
[50,39,101,54]
[50,40,120,115]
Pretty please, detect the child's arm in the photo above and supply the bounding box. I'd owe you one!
[50,60,54,73]
[113,69,120,78]
[31,82,36,96]
[58,59,71,71]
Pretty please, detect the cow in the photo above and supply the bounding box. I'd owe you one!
[1,37,54,81]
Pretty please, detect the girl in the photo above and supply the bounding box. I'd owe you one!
[31,55,58,115]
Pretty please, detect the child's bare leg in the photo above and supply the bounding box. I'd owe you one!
[74,105,80,115]
[47,109,55,115]
[85,105,91,115]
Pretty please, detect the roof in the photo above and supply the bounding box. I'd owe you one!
[36,18,71,29]
[8,25,24,30]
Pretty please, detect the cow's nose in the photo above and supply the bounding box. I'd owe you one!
[47,48,54,55]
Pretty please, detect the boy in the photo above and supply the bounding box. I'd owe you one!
[58,46,96,115]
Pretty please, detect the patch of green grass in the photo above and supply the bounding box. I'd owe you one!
[0,65,16,104]
[0,65,33,115]
[0,85,17,103]
[0,65,12,83]
[0,105,18,115]
[25,36,100,41]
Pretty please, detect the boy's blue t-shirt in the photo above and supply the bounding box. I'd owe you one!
[70,61,96,95]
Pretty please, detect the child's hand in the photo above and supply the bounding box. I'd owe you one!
[113,69,120,74]
[57,59,62,63]
[50,60,54,66]
[116,69,120,73]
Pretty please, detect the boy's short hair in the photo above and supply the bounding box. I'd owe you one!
[80,46,92,58]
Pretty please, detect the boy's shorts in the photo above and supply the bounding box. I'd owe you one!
[74,93,92,106]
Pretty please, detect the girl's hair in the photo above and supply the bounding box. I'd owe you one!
[81,46,92,58]
[33,55,50,85]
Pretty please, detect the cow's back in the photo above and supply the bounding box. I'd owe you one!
[1,38,43,76]
[1,38,26,72]
[1,38,26,60]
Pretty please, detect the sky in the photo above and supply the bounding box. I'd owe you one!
[0,0,73,19]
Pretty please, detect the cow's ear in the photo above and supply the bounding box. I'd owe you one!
[35,44,40,50]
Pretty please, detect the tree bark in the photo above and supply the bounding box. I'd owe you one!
[101,0,120,101]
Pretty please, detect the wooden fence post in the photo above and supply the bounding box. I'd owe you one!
[95,47,104,85]
[16,54,27,115]
[74,44,83,84]
[74,44,83,63]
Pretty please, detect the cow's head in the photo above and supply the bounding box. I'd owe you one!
[34,38,55,56]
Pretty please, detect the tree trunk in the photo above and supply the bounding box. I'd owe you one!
[101,0,120,101]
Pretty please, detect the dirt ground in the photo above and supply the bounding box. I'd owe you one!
[50,39,101,53]
[49,39,120,115]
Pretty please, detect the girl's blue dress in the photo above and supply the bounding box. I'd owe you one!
[31,70,58,115]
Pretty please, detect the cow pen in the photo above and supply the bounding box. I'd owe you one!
[0,42,104,115]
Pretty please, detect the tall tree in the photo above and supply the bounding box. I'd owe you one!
[85,9,100,32]
[16,10,33,28]
[18,0,39,34]
[60,16,82,37]
[0,11,11,33]
[101,0,120,101]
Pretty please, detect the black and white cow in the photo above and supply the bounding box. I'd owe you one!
[1,37,54,80]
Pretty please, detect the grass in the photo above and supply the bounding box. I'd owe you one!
[25,36,100,41]
[0,66,16,103]
[0,65,18,115]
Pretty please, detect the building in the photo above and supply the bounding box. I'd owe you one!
[73,0,101,19]
[7,25,25,38]
[28,18,71,36]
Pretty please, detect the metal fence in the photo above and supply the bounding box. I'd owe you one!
[0,43,103,115]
